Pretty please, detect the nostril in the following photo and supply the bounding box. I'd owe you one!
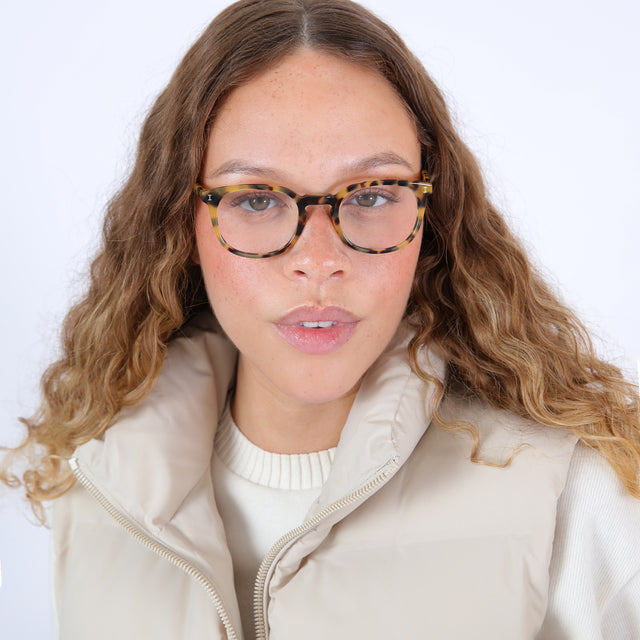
[285,239,349,281]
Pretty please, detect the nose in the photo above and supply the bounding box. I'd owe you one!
[281,204,351,282]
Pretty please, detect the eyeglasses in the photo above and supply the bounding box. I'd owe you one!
[194,171,432,258]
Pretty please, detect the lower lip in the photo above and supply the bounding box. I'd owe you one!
[275,322,358,355]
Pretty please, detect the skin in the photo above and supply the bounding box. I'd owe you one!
[195,49,422,453]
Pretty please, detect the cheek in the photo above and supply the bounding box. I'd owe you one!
[195,207,237,307]
[361,234,421,302]
[194,205,269,314]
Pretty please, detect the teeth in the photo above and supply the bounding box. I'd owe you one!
[299,321,337,328]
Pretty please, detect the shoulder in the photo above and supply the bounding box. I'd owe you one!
[555,442,640,572]
[395,391,578,539]
[561,441,640,518]
[556,441,640,577]
[541,442,640,638]
[437,391,578,465]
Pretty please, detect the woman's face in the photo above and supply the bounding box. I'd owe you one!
[195,49,422,406]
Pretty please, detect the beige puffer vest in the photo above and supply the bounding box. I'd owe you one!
[54,317,577,639]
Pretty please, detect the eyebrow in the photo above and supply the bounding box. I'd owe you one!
[345,152,414,175]
[205,152,415,183]
[205,161,287,182]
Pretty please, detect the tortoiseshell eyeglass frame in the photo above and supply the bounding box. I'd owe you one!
[194,170,432,259]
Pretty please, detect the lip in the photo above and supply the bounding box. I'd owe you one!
[274,305,360,355]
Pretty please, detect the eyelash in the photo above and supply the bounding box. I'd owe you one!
[228,192,285,208]
[345,187,400,204]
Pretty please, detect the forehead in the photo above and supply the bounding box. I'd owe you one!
[204,49,420,188]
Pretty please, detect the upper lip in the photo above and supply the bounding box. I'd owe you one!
[275,305,360,326]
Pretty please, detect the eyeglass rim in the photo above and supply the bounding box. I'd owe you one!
[194,172,433,258]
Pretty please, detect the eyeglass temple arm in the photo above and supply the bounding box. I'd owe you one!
[420,170,433,195]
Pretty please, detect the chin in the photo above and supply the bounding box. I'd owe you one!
[278,375,362,406]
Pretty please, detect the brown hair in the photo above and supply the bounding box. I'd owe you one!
[3,0,639,523]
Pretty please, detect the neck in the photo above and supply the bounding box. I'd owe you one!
[231,357,358,454]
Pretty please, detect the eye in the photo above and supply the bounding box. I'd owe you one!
[354,192,384,207]
[346,188,399,208]
[239,193,277,211]
[227,191,284,212]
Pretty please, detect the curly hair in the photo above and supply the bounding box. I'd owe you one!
[3,0,639,524]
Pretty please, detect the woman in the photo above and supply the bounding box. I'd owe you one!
[2,0,639,638]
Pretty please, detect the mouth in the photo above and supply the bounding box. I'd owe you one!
[275,306,359,355]
[297,320,338,329]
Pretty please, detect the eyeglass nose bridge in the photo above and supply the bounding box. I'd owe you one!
[296,194,339,220]
[276,193,357,256]
[293,193,342,235]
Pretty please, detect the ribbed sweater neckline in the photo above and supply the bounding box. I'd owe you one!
[214,405,336,490]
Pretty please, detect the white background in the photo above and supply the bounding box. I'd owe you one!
[1,1,638,637]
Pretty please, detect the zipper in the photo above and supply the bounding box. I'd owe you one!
[70,457,238,640]
[252,457,399,640]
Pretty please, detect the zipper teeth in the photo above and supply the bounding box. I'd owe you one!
[70,459,238,640]
[253,459,398,640]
